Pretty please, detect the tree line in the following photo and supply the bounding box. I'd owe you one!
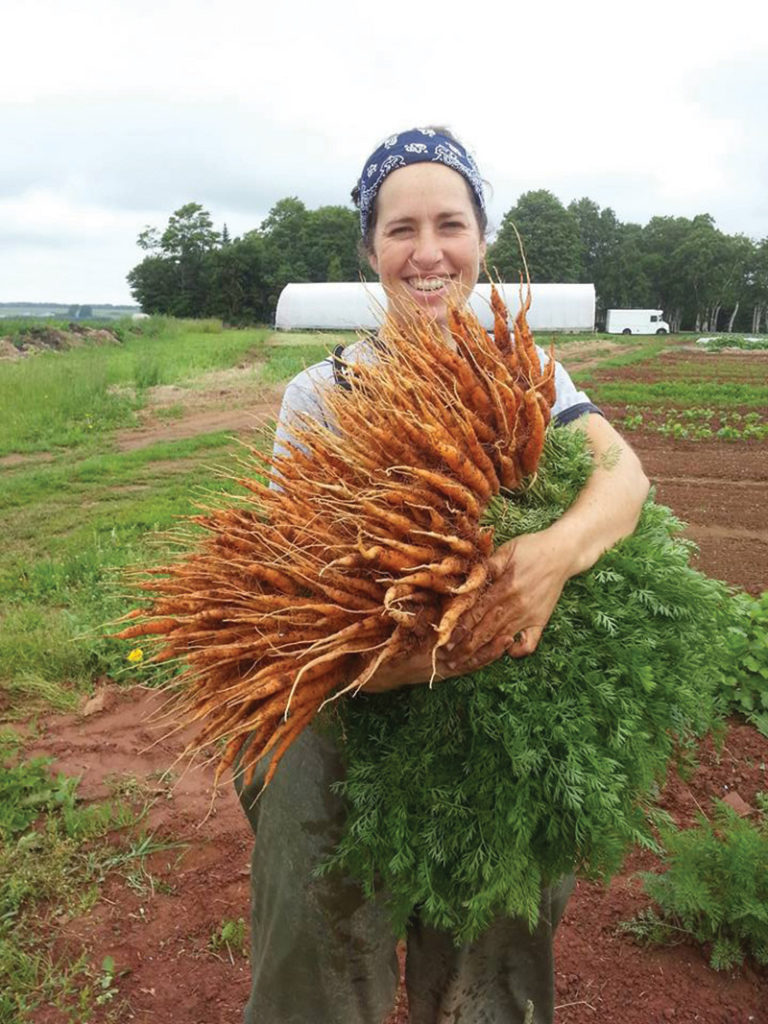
[127,194,768,332]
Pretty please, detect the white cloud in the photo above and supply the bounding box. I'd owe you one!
[2,0,768,301]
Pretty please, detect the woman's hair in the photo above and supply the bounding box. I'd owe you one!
[351,125,489,256]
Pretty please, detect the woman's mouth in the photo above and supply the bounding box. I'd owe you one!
[408,277,450,293]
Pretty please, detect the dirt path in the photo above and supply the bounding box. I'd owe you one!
[114,383,285,452]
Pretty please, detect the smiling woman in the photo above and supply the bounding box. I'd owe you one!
[234,126,651,1024]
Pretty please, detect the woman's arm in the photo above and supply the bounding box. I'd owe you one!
[364,413,649,691]
[443,413,650,671]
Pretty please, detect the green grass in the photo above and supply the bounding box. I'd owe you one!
[641,358,768,380]
[0,319,269,456]
[0,433,268,710]
[584,380,768,409]
[260,340,341,384]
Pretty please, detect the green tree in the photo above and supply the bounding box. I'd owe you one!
[205,232,270,323]
[567,198,646,316]
[126,255,180,314]
[128,203,221,317]
[261,198,311,311]
[304,205,367,282]
[641,216,700,330]
[746,238,768,333]
[327,254,344,282]
[160,202,220,259]
[489,190,581,283]
[601,223,652,313]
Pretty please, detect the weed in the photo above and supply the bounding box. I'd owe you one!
[0,737,81,840]
[0,753,177,1019]
[209,917,247,961]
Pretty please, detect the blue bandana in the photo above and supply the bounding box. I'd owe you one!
[357,128,485,237]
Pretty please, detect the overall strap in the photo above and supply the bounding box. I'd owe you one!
[331,344,352,391]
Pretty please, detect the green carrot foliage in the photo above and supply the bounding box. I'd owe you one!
[626,800,768,970]
[323,426,734,943]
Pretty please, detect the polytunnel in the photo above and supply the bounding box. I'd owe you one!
[274,282,595,333]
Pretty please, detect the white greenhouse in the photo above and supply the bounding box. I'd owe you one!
[275,282,595,333]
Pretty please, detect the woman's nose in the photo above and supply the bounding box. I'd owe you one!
[410,230,442,267]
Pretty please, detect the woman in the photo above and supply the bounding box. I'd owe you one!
[236,128,649,1024]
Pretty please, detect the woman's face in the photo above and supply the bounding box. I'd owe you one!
[368,162,486,329]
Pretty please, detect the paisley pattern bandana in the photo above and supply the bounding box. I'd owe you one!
[357,128,485,237]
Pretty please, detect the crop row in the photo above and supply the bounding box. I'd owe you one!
[617,406,768,442]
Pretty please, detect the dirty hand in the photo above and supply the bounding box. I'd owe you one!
[361,637,481,693]
[442,528,573,673]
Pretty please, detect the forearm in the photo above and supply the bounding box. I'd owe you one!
[445,413,650,667]
[547,413,650,579]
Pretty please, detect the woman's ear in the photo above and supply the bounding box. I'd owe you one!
[368,249,379,276]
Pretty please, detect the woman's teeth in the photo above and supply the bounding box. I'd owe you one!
[411,279,447,292]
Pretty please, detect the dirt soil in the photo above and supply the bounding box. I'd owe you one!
[0,325,121,356]
[114,368,285,452]
[20,349,768,1023]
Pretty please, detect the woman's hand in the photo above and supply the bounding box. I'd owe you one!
[361,642,476,693]
[361,529,578,691]
[443,528,572,672]
[364,415,649,689]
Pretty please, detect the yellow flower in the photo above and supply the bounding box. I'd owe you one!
[127,648,144,664]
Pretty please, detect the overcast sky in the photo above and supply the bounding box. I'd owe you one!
[2,0,767,304]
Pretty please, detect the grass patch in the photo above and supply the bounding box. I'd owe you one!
[260,341,339,384]
[0,433,271,709]
[265,329,356,348]
[0,321,268,456]
[584,380,768,409]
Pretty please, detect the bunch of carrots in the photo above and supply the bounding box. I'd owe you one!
[116,286,556,791]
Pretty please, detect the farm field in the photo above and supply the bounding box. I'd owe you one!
[1,323,767,1023]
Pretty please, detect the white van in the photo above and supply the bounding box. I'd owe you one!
[605,309,670,335]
